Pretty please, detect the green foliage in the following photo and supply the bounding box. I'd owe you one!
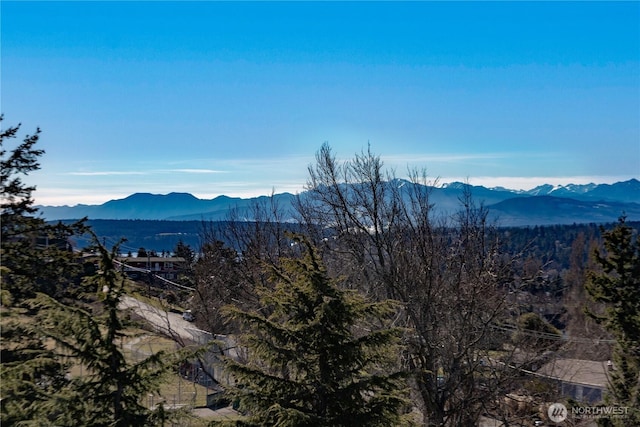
[585,216,640,425]
[174,239,196,266]
[0,313,75,425]
[0,118,188,426]
[0,117,89,425]
[0,116,43,220]
[31,236,189,426]
[513,312,562,351]
[215,237,409,427]
[1,116,88,302]
[193,239,246,333]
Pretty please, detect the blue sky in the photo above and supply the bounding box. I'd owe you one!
[2,1,639,206]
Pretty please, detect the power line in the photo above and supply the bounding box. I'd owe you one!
[113,259,195,292]
[490,323,615,344]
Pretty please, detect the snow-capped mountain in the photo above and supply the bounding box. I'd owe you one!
[523,179,638,203]
[36,179,640,226]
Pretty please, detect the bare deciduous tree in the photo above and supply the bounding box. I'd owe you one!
[294,143,536,426]
[193,192,300,335]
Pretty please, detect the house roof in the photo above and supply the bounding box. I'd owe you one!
[537,358,610,388]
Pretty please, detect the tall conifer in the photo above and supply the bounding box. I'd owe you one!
[1,118,187,426]
[1,117,86,424]
[217,237,409,427]
[586,217,640,425]
[32,236,190,426]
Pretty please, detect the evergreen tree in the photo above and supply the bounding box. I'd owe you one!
[1,117,86,424]
[0,314,77,425]
[193,239,245,333]
[174,239,196,266]
[32,235,188,426]
[1,118,187,425]
[216,237,409,427]
[585,216,640,425]
[1,116,87,302]
[514,312,562,351]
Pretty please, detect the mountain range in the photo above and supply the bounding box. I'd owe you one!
[37,179,640,227]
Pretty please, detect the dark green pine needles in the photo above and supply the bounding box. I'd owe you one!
[217,237,410,427]
[585,217,640,425]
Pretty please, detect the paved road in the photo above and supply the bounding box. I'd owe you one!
[120,296,212,345]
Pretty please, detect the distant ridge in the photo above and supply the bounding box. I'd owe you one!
[37,179,640,226]
[487,195,640,227]
[520,178,640,203]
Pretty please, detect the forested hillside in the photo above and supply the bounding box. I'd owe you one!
[63,218,639,274]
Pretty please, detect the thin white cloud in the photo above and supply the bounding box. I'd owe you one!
[66,169,228,176]
[33,190,132,206]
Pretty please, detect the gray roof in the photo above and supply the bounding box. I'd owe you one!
[537,358,610,388]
